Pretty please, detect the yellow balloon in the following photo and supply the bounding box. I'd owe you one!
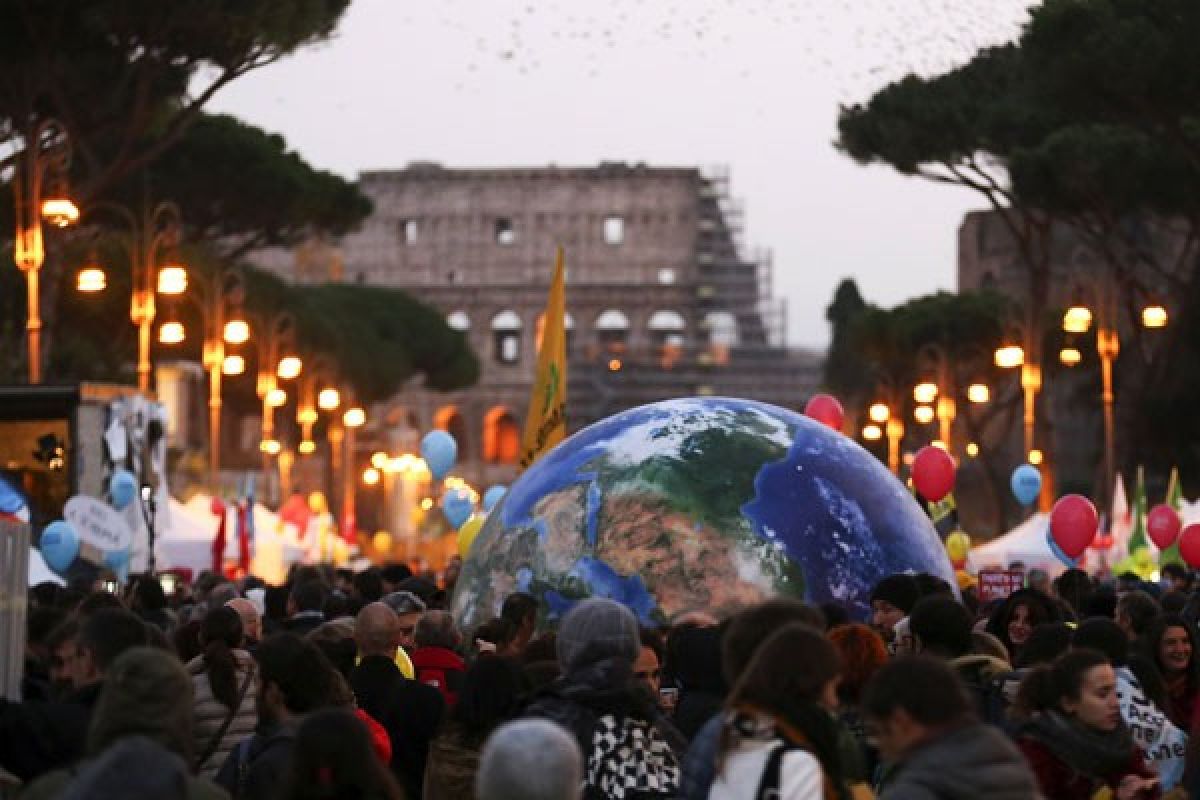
[307,491,328,514]
[945,531,971,563]
[458,515,486,558]
[372,531,391,554]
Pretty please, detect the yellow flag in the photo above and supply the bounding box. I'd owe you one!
[519,248,567,469]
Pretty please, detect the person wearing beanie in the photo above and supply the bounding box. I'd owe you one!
[869,574,920,646]
[21,647,227,800]
[477,719,583,800]
[524,598,683,798]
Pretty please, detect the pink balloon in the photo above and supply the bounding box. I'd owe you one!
[1050,494,1099,559]
[1147,504,1183,550]
[911,446,955,502]
[804,393,845,431]
[1179,524,1200,568]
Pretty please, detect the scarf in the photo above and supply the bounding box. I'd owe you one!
[1021,710,1135,779]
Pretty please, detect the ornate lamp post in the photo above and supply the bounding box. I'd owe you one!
[248,311,299,503]
[8,118,77,383]
[912,343,991,455]
[74,200,185,392]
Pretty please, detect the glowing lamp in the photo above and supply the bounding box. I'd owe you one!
[1029,449,1044,466]
[298,439,316,455]
[266,388,287,407]
[966,442,980,457]
[1059,347,1082,367]
[318,388,341,411]
[913,405,935,425]
[259,439,281,455]
[40,198,79,228]
[276,356,302,380]
[223,319,250,345]
[157,266,188,295]
[994,345,1024,369]
[913,382,938,404]
[158,322,185,345]
[297,407,318,425]
[221,354,245,376]
[967,383,990,404]
[862,424,883,441]
[343,408,366,428]
[370,451,389,469]
[1063,306,1092,334]
[1142,305,1168,329]
[868,403,890,423]
[76,267,107,292]
[362,467,381,486]
[607,358,622,372]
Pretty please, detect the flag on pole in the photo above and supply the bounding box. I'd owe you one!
[1160,467,1185,567]
[1128,465,1149,555]
[519,248,568,470]
[1109,473,1132,562]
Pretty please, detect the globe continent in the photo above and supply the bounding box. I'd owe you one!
[452,397,954,631]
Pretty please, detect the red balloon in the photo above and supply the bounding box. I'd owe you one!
[1049,494,1099,559]
[911,446,956,502]
[804,393,845,431]
[1179,524,1200,568]
[1147,504,1183,550]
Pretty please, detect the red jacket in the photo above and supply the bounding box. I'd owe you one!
[1017,736,1160,799]
[410,647,466,708]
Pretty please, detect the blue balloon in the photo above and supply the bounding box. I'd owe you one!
[482,485,508,513]
[1010,464,1042,506]
[442,489,474,529]
[40,520,80,574]
[109,469,138,510]
[1045,525,1077,568]
[421,431,458,480]
[0,475,27,515]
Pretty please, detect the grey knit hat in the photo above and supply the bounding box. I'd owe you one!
[555,597,639,673]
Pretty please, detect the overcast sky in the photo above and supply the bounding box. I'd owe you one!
[208,0,1033,350]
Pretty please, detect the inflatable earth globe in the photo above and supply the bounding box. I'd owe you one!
[452,397,954,631]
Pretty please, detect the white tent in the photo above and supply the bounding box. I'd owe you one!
[27,547,65,587]
[966,512,1061,574]
[156,495,306,584]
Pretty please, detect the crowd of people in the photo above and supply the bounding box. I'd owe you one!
[4,559,1200,798]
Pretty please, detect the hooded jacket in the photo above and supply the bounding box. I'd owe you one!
[879,721,1038,800]
[410,646,466,709]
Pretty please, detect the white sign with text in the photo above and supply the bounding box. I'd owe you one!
[64,495,133,552]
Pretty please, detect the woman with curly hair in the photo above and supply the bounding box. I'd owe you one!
[828,623,887,779]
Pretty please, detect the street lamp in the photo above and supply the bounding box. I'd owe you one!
[9,118,76,383]
[157,266,246,490]
[1061,254,1169,504]
[249,311,297,504]
[74,199,185,392]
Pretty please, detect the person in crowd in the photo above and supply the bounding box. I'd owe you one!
[473,617,520,658]
[1015,648,1160,799]
[1026,568,1051,596]
[666,623,727,740]
[175,618,206,663]
[424,655,527,800]
[353,568,385,609]
[525,597,684,798]
[708,623,849,798]
[309,620,360,679]
[208,582,240,612]
[476,718,583,800]
[75,589,125,617]
[226,597,263,648]
[349,601,445,798]
[681,599,828,800]
[500,592,539,654]
[0,608,148,781]
[985,588,1063,664]
[382,590,426,652]
[214,633,337,799]
[21,646,227,800]
[380,564,413,595]
[1117,590,1163,642]
[1071,618,1185,791]
[522,631,562,690]
[909,595,1012,722]
[282,580,327,636]
[828,622,888,778]
[820,602,851,630]
[1014,622,1072,668]
[868,574,920,646]
[190,606,259,779]
[1052,568,1093,618]
[442,556,462,598]
[262,585,290,634]
[130,574,176,633]
[864,655,1038,799]
[634,627,665,700]
[275,708,403,800]
[1142,614,1200,730]
[411,610,468,708]
[1161,565,1192,596]
[29,611,72,701]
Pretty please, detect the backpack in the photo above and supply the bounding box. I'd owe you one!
[585,713,680,799]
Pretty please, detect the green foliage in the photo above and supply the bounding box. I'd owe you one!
[823,278,872,399]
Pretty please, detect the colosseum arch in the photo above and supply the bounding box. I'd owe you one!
[648,309,686,368]
[483,406,521,465]
[446,310,470,332]
[433,405,469,460]
[594,309,631,355]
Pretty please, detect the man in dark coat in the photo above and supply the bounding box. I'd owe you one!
[349,602,444,799]
[0,609,148,782]
[279,580,326,637]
